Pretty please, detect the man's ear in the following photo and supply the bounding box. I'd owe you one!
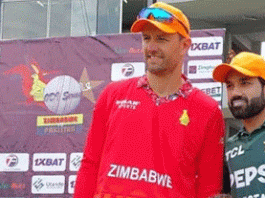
[183,37,191,51]
[180,37,191,56]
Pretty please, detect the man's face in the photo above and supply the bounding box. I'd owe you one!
[226,70,265,120]
[141,25,190,76]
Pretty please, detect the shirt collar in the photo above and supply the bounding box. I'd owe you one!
[137,74,193,99]
[237,120,265,138]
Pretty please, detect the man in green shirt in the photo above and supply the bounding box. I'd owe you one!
[213,52,265,198]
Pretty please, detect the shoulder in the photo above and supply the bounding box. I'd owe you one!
[94,77,140,109]
[226,133,239,144]
[185,87,224,127]
[225,134,239,152]
[106,77,139,90]
[98,77,139,100]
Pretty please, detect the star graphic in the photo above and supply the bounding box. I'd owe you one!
[79,67,104,103]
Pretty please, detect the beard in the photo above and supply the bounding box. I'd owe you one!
[145,58,177,76]
[229,91,265,120]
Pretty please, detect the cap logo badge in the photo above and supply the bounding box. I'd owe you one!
[179,110,189,126]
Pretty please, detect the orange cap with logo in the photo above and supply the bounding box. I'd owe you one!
[212,52,265,82]
[130,2,190,39]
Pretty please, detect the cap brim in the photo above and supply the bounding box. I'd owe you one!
[213,63,259,82]
[131,19,177,34]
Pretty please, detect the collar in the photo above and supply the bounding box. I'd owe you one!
[237,120,265,138]
[137,74,193,105]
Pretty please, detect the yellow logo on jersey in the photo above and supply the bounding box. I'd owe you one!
[179,110,190,126]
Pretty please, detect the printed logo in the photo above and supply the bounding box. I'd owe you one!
[0,153,29,172]
[68,175,77,194]
[32,178,45,192]
[107,164,172,189]
[0,182,26,190]
[179,110,190,126]
[225,145,245,161]
[69,153,83,171]
[121,63,134,77]
[44,75,81,115]
[0,183,10,190]
[230,164,265,190]
[3,59,59,106]
[242,194,265,198]
[79,67,105,104]
[188,36,223,56]
[113,47,143,54]
[33,153,67,172]
[114,47,129,54]
[31,175,65,194]
[187,59,222,80]
[116,100,140,110]
[193,82,222,103]
[4,63,105,109]
[36,114,83,136]
[111,62,145,81]
[6,154,18,167]
[188,65,197,74]
[129,47,143,54]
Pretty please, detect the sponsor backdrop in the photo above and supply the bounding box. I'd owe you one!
[0,29,225,197]
[184,29,226,105]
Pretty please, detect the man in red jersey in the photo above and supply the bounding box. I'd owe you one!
[74,2,225,198]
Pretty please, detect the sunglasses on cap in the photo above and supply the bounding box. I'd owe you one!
[138,7,175,22]
[137,7,189,34]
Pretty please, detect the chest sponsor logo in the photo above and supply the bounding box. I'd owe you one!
[230,164,265,190]
[188,36,223,56]
[107,164,172,189]
[0,153,29,172]
[69,152,83,171]
[116,100,140,110]
[31,175,65,194]
[33,153,66,171]
[242,194,265,198]
[226,145,245,161]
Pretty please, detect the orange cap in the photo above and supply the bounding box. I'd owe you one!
[130,2,190,39]
[212,52,265,82]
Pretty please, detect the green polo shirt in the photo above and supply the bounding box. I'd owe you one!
[225,121,265,198]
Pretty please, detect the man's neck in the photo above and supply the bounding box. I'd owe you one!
[242,109,265,133]
[147,69,183,97]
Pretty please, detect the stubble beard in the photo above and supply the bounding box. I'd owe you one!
[229,92,265,120]
[146,64,171,76]
[145,57,177,77]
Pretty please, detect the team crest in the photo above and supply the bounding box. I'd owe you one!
[179,110,190,126]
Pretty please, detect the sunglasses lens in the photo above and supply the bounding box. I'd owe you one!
[138,8,173,21]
